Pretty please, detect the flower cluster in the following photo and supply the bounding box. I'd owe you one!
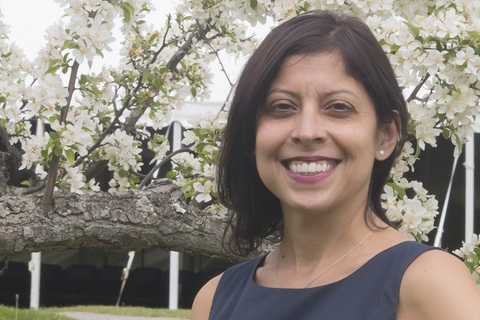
[52,0,117,64]
[0,9,31,141]
[100,128,143,190]
[168,111,226,215]
[453,234,480,289]
[382,180,439,242]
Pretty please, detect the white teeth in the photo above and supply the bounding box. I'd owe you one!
[289,162,334,174]
[302,163,309,172]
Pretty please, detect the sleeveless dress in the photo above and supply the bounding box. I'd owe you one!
[209,241,436,320]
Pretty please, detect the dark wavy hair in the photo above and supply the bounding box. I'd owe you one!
[216,10,408,257]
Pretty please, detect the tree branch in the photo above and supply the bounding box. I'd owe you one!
[407,73,431,103]
[166,20,212,74]
[0,179,253,262]
[41,60,80,210]
[138,145,192,189]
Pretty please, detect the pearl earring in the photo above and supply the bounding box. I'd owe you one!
[379,150,385,157]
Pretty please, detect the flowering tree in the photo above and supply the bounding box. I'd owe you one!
[0,0,479,284]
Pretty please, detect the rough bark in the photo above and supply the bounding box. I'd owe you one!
[0,153,248,262]
[0,180,248,261]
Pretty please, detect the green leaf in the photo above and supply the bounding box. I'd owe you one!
[48,115,59,123]
[118,169,129,178]
[41,149,49,159]
[148,33,158,44]
[120,2,135,22]
[20,180,30,187]
[198,128,209,136]
[54,146,62,157]
[387,182,406,199]
[467,31,480,40]
[63,39,78,50]
[95,48,104,58]
[474,246,480,257]
[91,85,101,95]
[65,149,75,164]
[46,61,60,75]
[250,0,257,9]
[414,233,423,243]
[1,51,12,59]
[79,74,89,86]
[304,1,311,12]
[153,78,163,90]
[403,21,420,38]
[49,131,60,141]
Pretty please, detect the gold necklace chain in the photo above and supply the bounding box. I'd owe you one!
[275,230,373,288]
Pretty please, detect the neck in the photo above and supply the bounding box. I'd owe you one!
[275,229,374,288]
[280,206,374,263]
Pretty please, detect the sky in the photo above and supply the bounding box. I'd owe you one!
[0,0,246,103]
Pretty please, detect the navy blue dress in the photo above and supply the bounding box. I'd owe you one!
[209,241,436,320]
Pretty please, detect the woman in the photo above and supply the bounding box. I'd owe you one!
[191,10,480,319]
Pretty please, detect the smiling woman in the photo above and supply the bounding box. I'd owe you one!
[190,10,480,320]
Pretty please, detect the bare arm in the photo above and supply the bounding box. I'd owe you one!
[190,274,222,320]
[398,250,480,320]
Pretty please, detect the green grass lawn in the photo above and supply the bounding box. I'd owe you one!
[0,305,191,319]
[0,305,71,320]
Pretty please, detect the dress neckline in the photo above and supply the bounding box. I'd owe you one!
[251,240,416,290]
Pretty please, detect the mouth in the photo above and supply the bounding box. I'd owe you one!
[283,159,340,175]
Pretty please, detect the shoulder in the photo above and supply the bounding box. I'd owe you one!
[190,255,264,320]
[190,273,223,320]
[398,249,480,320]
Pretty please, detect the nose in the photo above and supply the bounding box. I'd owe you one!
[290,107,326,145]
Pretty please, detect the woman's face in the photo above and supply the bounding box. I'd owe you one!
[255,51,394,217]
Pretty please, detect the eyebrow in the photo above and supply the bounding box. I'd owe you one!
[267,88,359,99]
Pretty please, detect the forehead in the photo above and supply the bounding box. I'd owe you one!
[271,52,367,96]
[280,51,344,70]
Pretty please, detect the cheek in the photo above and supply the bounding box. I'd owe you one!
[254,151,273,194]
[255,122,277,155]
[338,127,378,160]
[254,131,278,183]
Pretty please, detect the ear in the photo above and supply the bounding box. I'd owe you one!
[376,113,401,161]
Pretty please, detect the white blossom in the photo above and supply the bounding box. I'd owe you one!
[193,180,213,203]
[453,234,480,287]
[182,130,198,146]
[63,166,86,193]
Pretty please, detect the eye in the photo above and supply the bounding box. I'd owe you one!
[263,100,297,117]
[272,102,295,111]
[328,102,353,111]
[325,102,356,116]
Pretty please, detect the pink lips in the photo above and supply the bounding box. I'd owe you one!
[283,157,339,182]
